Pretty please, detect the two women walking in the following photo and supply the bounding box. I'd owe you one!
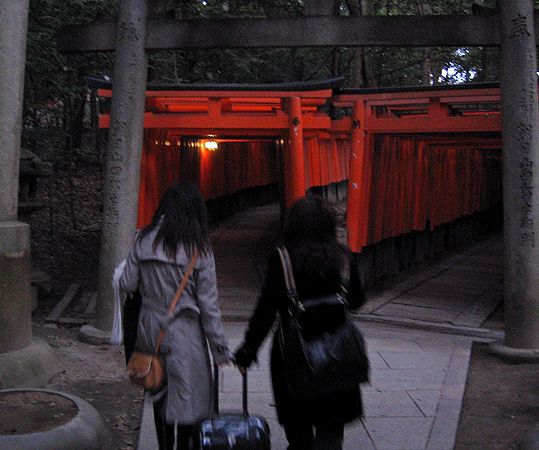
[119,182,366,450]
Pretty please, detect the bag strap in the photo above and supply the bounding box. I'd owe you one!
[339,253,350,300]
[154,250,199,355]
[277,246,351,304]
[276,246,298,303]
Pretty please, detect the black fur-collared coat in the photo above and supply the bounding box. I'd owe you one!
[234,245,366,425]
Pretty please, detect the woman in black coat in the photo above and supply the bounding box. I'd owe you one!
[234,195,366,450]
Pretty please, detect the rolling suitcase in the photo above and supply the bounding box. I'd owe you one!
[191,366,271,450]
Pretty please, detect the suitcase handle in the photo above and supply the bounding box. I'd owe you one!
[213,365,248,416]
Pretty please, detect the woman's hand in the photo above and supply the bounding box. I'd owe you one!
[233,343,256,374]
[215,358,231,367]
[214,348,234,367]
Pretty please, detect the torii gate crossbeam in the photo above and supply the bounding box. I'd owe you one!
[57,15,509,52]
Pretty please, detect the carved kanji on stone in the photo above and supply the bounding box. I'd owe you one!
[511,13,531,39]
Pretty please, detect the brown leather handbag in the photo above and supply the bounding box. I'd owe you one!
[127,252,198,392]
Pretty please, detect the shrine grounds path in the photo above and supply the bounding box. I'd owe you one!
[136,203,538,450]
[32,202,538,450]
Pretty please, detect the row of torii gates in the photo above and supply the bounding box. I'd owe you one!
[92,76,503,254]
[0,0,538,387]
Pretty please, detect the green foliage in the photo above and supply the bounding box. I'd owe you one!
[23,0,505,163]
[24,0,117,163]
[26,0,116,104]
[26,0,503,92]
[338,0,500,87]
[146,0,501,87]
[147,0,305,83]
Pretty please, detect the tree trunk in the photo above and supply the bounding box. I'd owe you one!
[68,91,87,155]
[480,47,497,81]
[346,0,374,87]
[330,0,342,76]
[422,51,432,85]
[287,48,297,82]
[417,1,433,85]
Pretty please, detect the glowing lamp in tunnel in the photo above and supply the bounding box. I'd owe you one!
[204,140,218,150]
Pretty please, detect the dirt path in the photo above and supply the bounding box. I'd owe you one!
[33,323,142,450]
[454,307,539,450]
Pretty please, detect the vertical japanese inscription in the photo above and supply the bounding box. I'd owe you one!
[511,13,531,39]
[517,121,534,247]
[513,19,537,248]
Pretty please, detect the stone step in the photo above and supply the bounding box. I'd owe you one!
[45,284,80,323]
[46,288,97,324]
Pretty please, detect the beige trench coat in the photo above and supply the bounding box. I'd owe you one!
[119,227,230,424]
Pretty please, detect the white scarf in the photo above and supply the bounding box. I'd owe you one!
[110,259,127,346]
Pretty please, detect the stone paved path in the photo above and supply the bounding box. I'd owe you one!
[137,202,503,450]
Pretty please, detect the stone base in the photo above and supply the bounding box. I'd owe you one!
[489,341,539,364]
[0,389,106,450]
[0,338,57,389]
[78,324,111,345]
[0,220,32,353]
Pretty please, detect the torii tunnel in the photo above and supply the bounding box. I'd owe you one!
[92,78,503,261]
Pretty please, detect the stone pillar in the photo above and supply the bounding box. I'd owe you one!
[0,0,28,223]
[493,0,539,361]
[0,0,31,353]
[283,97,307,209]
[0,0,56,387]
[80,0,149,343]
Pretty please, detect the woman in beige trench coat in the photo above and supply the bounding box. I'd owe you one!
[120,182,231,450]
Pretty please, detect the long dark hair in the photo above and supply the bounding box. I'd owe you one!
[283,195,344,276]
[138,182,211,257]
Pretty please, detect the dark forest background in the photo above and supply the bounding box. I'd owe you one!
[24,0,504,166]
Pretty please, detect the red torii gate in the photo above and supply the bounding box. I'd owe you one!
[93,78,503,252]
[93,78,339,215]
[336,84,502,252]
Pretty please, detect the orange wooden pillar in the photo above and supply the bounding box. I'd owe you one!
[347,99,368,252]
[283,96,307,208]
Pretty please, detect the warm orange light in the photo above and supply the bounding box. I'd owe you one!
[204,140,218,150]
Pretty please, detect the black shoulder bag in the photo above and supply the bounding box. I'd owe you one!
[276,246,369,399]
